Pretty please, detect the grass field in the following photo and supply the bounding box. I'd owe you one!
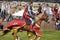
[0,30,60,40]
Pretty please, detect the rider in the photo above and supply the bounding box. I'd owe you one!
[23,2,35,31]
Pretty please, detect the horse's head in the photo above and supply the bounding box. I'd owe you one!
[34,11,50,29]
[40,12,50,23]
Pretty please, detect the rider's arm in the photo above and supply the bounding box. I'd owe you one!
[23,8,30,19]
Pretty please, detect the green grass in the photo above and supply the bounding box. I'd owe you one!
[41,30,60,40]
[0,30,60,40]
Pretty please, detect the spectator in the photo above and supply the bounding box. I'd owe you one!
[56,14,60,30]
[38,3,42,13]
[51,4,58,21]
[6,2,11,14]
[1,2,6,20]
[58,4,60,20]
[0,17,3,30]
[41,2,46,12]
[1,2,5,15]
[54,4,58,15]
[45,4,52,14]
[58,4,60,14]
[45,4,53,21]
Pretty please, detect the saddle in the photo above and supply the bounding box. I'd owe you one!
[25,18,31,25]
[6,19,26,28]
[6,18,32,28]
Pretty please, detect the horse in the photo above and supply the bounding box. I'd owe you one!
[0,11,49,40]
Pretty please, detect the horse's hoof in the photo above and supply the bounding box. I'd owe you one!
[16,36,20,40]
[28,33,31,37]
[19,30,23,32]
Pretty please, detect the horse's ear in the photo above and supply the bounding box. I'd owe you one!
[42,10,46,14]
[43,11,47,15]
[42,11,44,14]
[44,11,46,14]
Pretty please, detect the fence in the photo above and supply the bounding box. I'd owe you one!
[41,21,56,30]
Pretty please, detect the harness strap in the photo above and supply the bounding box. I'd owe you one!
[35,24,40,28]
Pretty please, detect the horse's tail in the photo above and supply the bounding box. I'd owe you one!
[0,30,10,37]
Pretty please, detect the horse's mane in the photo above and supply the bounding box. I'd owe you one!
[34,13,44,21]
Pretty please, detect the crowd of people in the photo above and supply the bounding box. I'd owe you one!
[0,1,60,30]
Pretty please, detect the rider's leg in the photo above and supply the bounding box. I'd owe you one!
[33,25,41,37]
[29,18,35,31]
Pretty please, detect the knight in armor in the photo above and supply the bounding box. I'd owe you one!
[23,2,35,31]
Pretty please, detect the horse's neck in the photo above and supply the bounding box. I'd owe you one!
[35,19,42,28]
[35,13,44,21]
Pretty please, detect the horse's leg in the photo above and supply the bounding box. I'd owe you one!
[13,30,18,40]
[29,34,40,40]
[36,36,41,40]
[27,31,37,40]
[35,32,41,40]
[29,35,36,40]
[30,34,39,40]
[32,36,37,40]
